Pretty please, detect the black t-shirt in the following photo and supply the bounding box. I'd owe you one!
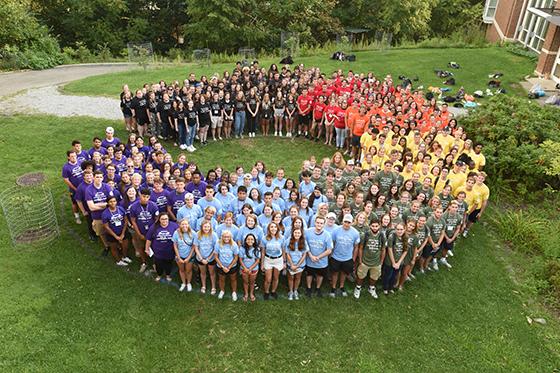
[121,97,132,115]
[235,98,246,112]
[174,109,186,125]
[148,99,158,114]
[157,100,173,123]
[197,102,211,125]
[247,95,259,113]
[223,99,234,115]
[186,108,198,126]
[131,96,149,122]
[210,100,223,116]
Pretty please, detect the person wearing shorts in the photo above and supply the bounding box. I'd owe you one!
[86,170,115,253]
[130,90,150,137]
[284,227,308,300]
[214,230,239,301]
[238,234,260,302]
[354,219,386,299]
[329,214,360,297]
[129,188,160,273]
[421,207,445,272]
[172,219,195,292]
[304,216,333,297]
[193,220,218,295]
[62,150,84,225]
[296,88,313,137]
[210,92,223,141]
[260,222,284,300]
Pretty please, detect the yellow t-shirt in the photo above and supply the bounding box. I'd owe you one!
[434,177,448,195]
[454,186,482,212]
[447,170,466,193]
[473,182,490,202]
[470,152,486,171]
[360,133,376,154]
[435,133,454,154]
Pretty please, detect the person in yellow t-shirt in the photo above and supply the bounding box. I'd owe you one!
[447,161,467,193]
[401,161,415,181]
[454,176,482,238]
[360,125,378,156]
[470,143,486,171]
[434,126,454,154]
[473,171,490,218]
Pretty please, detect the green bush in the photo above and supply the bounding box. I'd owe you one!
[491,210,546,255]
[461,95,560,193]
[504,42,539,62]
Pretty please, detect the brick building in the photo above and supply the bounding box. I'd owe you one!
[483,0,560,81]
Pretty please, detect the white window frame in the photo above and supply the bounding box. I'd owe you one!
[483,0,500,24]
[517,0,555,52]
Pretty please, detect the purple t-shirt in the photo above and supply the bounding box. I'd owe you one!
[113,156,128,173]
[101,206,127,236]
[186,181,208,203]
[88,146,107,158]
[150,189,168,212]
[101,137,121,149]
[146,222,178,260]
[166,190,187,217]
[85,182,115,220]
[76,150,90,164]
[75,181,92,212]
[62,161,84,190]
[129,200,159,235]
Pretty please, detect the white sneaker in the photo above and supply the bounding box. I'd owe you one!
[232,292,238,301]
[432,259,439,271]
[408,273,416,280]
[368,286,378,299]
[116,260,128,267]
[179,284,186,292]
[211,288,217,295]
[288,291,294,301]
[186,283,192,292]
[353,287,361,299]
[294,290,299,300]
[191,146,197,151]
[274,131,278,136]
[462,229,469,238]
[75,217,82,224]
[279,132,283,137]
[440,258,453,269]
[218,290,225,299]
[139,263,147,273]
[448,250,454,257]
[419,268,425,274]
[200,287,206,294]
[122,257,132,264]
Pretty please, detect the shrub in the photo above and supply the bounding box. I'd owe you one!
[504,42,538,62]
[491,210,546,255]
[461,95,560,193]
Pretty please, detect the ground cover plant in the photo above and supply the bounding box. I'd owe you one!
[0,114,559,371]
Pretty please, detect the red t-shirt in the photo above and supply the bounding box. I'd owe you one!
[297,95,312,114]
[325,105,338,123]
[334,107,346,129]
[313,101,327,120]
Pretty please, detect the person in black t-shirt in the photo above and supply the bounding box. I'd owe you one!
[185,100,199,152]
[222,91,234,140]
[157,93,174,140]
[120,89,134,132]
[234,91,246,138]
[197,95,211,145]
[130,90,150,137]
[210,92,224,141]
[246,88,260,138]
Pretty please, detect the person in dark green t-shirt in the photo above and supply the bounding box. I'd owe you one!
[354,219,386,299]
[382,222,408,295]
[421,206,445,272]
[438,201,463,269]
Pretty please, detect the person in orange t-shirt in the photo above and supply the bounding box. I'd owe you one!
[350,105,370,161]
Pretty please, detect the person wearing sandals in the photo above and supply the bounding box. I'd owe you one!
[239,234,260,302]
[172,219,195,292]
[214,230,239,301]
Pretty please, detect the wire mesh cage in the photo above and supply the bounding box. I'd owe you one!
[193,48,211,66]
[127,42,154,64]
[280,31,300,57]
[374,31,393,51]
[238,48,256,66]
[0,173,59,249]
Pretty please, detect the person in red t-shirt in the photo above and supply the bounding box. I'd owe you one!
[334,101,347,150]
[311,95,326,142]
[324,98,338,146]
[350,105,370,161]
[296,88,313,137]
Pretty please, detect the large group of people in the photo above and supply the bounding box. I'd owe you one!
[62,62,490,301]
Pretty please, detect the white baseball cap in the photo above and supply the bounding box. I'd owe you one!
[106,126,114,134]
[343,214,353,223]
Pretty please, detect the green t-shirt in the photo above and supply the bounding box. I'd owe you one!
[361,230,386,267]
[384,232,407,266]
[442,211,463,237]
[426,216,445,242]
[404,234,419,264]
[373,171,396,192]
[438,193,454,211]
[402,208,422,223]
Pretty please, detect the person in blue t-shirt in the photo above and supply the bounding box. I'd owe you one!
[214,230,239,301]
[260,222,285,300]
[172,219,195,292]
[193,221,218,295]
[330,214,360,297]
[176,193,203,229]
[284,227,308,300]
[216,212,240,240]
[304,216,333,298]
[239,234,260,302]
[197,185,223,221]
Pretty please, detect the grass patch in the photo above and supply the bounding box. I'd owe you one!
[63,47,535,99]
[0,114,559,370]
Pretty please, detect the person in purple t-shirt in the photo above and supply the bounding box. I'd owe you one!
[186,170,208,203]
[102,196,131,267]
[145,213,178,282]
[150,178,168,212]
[71,140,90,164]
[129,188,160,273]
[86,170,115,252]
[101,126,121,149]
[75,170,97,241]
[62,150,85,225]
[88,137,107,158]
[166,177,187,221]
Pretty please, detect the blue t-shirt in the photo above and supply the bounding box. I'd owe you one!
[194,217,218,232]
[284,240,308,269]
[197,197,223,217]
[215,242,239,268]
[238,246,261,271]
[260,236,284,257]
[101,206,127,236]
[176,204,203,228]
[172,230,195,258]
[304,228,333,268]
[299,180,316,197]
[215,223,240,241]
[237,225,264,245]
[194,232,218,260]
[331,226,361,261]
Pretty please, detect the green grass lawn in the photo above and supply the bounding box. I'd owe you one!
[0,115,558,371]
[63,47,535,98]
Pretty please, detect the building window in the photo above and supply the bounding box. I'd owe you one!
[483,0,499,23]
[518,0,555,52]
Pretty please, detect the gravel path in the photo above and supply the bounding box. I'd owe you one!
[0,85,122,120]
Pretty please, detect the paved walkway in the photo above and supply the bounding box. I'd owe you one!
[0,63,135,98]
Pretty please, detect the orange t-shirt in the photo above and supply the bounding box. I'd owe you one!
[351,114,370,136]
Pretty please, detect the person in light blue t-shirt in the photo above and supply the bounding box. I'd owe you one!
[215,212,239,241]
[284,226,308,300]
[260,222,285,300]
[197,185,223,221]
[214,230,239,301]
[172,219,195,292]
[304,216,333,298]
[239,234,260,302]
[193,220,218,295]
[329,214,360,297]
[176,193,203,229]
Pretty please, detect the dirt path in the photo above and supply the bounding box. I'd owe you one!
[0,63,135,98]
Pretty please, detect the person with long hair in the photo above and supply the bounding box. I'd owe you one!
[172,219,195,292]
[285,227,308,300]
[260,222,285,300]
[246,87,260,138]
[214,230,239,301]
[285,94,296,137]
[382,222,408,295]
[145,213,178,282]
[193,220,219,295]
[272,90,285,136]
[260,93,273,136]
[238,234,260,302]
[222,91,235,139]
